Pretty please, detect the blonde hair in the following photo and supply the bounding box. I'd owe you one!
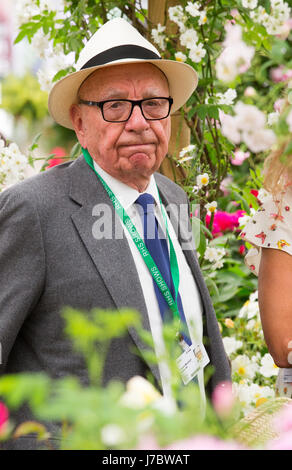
[263,136,292,195]
[263,98,292,195]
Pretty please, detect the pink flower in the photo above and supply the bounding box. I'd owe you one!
[230,149,250,166]
[164,435,246,450]
[273,403,292,434]
[220,175,233,196]
[274,98,285,113]
[138,433,247,450]
[51,146,67,158]
[270,66,285,82]
[0,402,9,434]
[137,434,159,450]
[47,147,67,169]
[230,9,240,19]
[267,430,292,450]
[270,66,292,83]
[47,158,65,168]
[277,19,292,40]
[206,210,245,237]
[212,381,235,418]
[282,70,292,81]
[244,86,256,97]
[266,404,292,449]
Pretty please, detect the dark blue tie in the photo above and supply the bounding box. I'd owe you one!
[135,193,191,346]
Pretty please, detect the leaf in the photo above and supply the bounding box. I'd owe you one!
[191,215,201,250]
[70,141,82,159]
[187,107,197,120]
[192,217,208,256]
[0,373,51,410]
[14,30,28,44]
[231,190,250,213]
[29,133,42,152]
[52,69,71,82]
[201,225,213,240]
[13,421,50,441]
[195,104,208,120]
[214,283,239,303]
[207,105,219,120]
[205,276,219,298]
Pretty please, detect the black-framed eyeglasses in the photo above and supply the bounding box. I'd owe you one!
[78,97,173,122]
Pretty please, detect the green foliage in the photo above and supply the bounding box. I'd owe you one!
[202,233,258,318]
[0,307,234,450]
[62,307,141,385]
[1,73,48,122]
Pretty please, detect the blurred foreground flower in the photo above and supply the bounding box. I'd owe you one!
[120,376,176,416]
[120,376,162,409]
[267,403,292,449]
[273,402,292,434]
[138,433,246,451]
[212,381,235,418]
[164,434,246,450]
[100,424,126,447]
[0,402,9,436]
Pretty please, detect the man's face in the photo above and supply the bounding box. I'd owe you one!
[70,63,171,187]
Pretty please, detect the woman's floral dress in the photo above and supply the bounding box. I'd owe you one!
[241,188,292,398]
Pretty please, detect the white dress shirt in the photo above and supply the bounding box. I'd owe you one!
[93,161,205,407]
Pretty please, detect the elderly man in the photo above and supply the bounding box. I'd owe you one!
[0,18,230,449]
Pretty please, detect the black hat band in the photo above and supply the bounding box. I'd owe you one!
[80,44,161,70]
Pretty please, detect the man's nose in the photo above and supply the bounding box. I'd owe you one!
[125,104,150,131]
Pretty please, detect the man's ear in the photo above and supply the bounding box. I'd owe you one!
[70,104,86,146]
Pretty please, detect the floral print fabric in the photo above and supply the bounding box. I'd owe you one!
[241,187,292,398]
[241,187,292,276]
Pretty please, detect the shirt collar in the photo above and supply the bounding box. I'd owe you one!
[93,160,161,210]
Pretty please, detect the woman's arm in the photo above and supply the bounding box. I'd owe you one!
[258,247,292,368]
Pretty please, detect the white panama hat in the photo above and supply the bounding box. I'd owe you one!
[48,17,198,129]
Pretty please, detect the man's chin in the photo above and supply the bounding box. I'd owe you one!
[128,152,151,166]
[126,153,159,175]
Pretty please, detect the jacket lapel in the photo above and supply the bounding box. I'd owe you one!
[68,156,160,383]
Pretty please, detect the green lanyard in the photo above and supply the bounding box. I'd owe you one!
[82,147,181,320]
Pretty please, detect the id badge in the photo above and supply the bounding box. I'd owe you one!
[177,342,210,385]
[283,368,292,383]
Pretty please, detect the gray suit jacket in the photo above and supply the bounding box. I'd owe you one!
[0,155,230,449]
